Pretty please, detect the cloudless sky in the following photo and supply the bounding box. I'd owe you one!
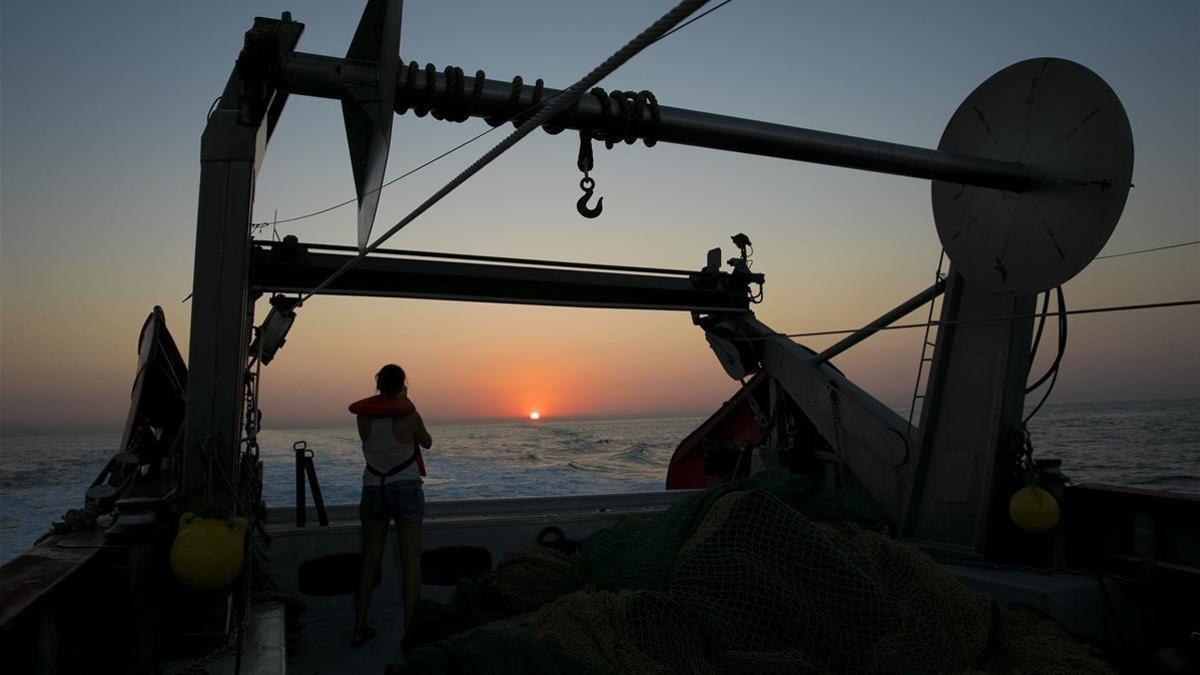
[2,1,1197,432]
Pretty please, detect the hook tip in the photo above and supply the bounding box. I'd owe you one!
[576,194,603,218]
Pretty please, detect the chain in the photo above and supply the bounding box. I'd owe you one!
[170,579,253,674]
[173,511,257,674]
[741,379,770,431]
[232,532,255,675]
[172,634,239,675]
[780,398,797,459]
[577,128,595,174]
[768,393,792,458]
[1016,424,1037,487]
[202,441,251,518]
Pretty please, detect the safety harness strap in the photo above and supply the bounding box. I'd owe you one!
[366,440,421,487]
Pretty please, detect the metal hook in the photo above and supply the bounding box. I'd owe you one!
[577,176,603,218]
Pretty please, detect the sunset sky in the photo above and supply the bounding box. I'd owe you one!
[2,1,1197,432]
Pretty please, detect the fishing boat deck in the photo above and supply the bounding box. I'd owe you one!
[247,486,1168,672]
[292,605,408,674]
[250,490,698,672]
[11,483,1197,673]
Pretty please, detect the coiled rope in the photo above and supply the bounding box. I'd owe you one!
[395,62,488,122]
[585,87,661,148]
[391,66,664,150]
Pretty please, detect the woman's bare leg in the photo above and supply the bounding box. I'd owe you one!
[395,519,423,630]
[354,522,389,637]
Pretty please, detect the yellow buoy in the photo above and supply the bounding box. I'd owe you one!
[169,512,248,590]
[1008,486,1060,533]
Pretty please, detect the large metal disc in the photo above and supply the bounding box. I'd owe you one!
[932,58,1134,294]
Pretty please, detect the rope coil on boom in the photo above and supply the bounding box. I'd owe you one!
[586,88,661,148]
[395,63,489,123]
[394,64,664,147]
[571,88,661,217]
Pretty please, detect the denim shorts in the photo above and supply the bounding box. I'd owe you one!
[360,480,425,524]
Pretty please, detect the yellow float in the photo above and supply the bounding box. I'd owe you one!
[169,512,249,590]
[1008,486,1061,533]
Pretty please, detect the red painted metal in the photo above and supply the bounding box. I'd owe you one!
[666,372,767,489]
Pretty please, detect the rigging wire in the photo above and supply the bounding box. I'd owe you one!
[659,0,734,40]
[1023,286,1067,424]
[1024,289,1052,390]
[1095,239,1200,260]
[270,125,499,225]
[752,298,1200,340]
[298,0,716,304]
[1025,286,1066,396]
[264,0,736,229]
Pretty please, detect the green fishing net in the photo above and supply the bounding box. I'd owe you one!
[390,472,1112,674]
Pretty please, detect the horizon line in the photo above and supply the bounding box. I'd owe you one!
[0,409,715,438]
[2,395,1197,438]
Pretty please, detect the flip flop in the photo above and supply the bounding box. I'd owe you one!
[351,626,376,647]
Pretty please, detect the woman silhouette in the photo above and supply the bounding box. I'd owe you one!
[352,364,432,646]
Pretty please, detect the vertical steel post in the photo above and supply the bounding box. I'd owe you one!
[294,442,308,527]
[182,114,261,509]
[181,16,303,510]
[899,272,1036,557]
[303,456,330,527]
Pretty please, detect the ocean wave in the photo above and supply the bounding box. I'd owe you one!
[567,461,606,473]
[615,443,660,465]
[1127,474,1200,488]
[3,405,1197,565]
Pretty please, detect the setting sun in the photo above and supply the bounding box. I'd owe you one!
[529,411,541,420]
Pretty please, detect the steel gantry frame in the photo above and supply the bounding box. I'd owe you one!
[185,1,1132,561]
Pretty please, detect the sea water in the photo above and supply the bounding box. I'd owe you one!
[1,399,1197,565]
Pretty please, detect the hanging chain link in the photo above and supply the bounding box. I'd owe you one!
[577,128,595,175]
[741,377,771,431]
[171,553,255,674]
[172,632,239,675]
[734,377,779,474]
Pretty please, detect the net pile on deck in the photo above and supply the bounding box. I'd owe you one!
[391,473,1112,674]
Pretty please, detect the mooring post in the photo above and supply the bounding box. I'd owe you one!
[294,441,308,527]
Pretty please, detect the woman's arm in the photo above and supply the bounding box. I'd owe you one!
[412,412,433,448]
[356,415,371,442]
[392,410,433,448]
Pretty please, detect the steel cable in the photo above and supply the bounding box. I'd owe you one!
[1095,239,1200,260]
[747,298,1200,341]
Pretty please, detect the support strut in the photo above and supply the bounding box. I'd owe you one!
[251,239,760,313]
